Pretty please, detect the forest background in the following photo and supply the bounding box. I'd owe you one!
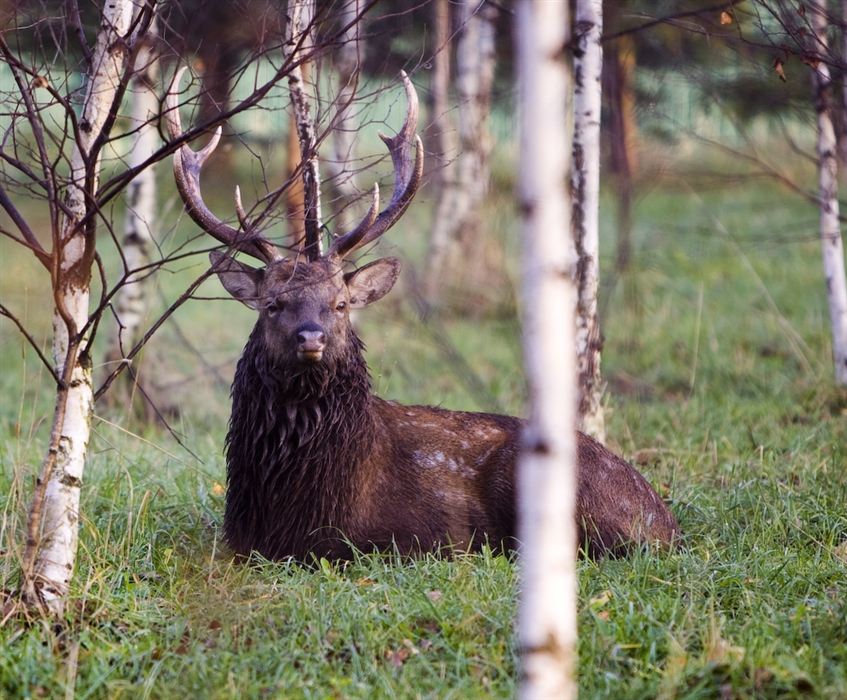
[1,0,846,697]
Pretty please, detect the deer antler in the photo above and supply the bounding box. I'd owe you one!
[166,67,284,265]
[326,71,424,260]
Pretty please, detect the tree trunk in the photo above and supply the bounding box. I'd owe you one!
[572,0,605,442]
[605,32,637,275]
[515,1,578,698]
[325,0,361,236]
[424,0,454,177]
[603,21,639,349]
[811,0,847,384]
[104,24,160,417]
[285,0,322,259]
[22,0,134,615]
[425,0,497,309]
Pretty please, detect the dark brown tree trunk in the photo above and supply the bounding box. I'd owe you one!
[603,28,640,348]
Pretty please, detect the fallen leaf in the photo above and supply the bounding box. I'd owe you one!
[720,11,732,25]
[427,590,443,603]
[589,589,613,608]
[212,482,225,497]
[833,540,847,564]
[754,667,775,691]
[385,648,410,668]
[403,638,420,655]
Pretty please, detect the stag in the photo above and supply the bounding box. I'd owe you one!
[166,71,680,561]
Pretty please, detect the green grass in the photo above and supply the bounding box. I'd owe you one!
[2,167,847,698]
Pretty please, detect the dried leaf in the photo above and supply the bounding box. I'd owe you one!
[427,590,443,602]
[754,667,775,692]
[774,58,787,82]
[385,648,410,668]
[797,4,806,17]
[212,482,225,497]
[720,11,733,25]
[833,540,847,564]
[597,610,611,621]
[589,589,613,608]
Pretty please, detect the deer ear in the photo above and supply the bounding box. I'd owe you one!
[210,251,265,310]
[344,257,401,308]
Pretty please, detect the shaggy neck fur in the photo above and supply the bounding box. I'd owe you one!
[224,324,375,560]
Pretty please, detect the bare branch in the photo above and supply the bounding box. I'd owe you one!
[0,184,51,268]
[0,303,61,385]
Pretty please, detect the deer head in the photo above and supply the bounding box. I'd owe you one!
[165,69,423,369]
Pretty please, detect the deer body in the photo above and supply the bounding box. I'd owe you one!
[215,256,680,560]
[167,71,680,562]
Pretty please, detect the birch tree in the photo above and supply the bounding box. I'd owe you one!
[572,0,605,441]
[515,1,578,697]
[326,0,363,235]
[104,21,161,416]
[809,0,847,384]
[2,0,329,616]
[17,0,137,614]
[284,0,323,257]
[426,0,498,306]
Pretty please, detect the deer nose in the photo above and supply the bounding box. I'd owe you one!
[295,323,327,355]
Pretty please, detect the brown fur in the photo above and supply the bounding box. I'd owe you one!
[215,254,680,561]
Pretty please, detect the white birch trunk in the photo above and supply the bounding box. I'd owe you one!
[32,0,134,614]
[285,0,322,257]
[426,0,496,301]
[515,1,578,698]
[572,0,605,441]
[811,0,847,385]
[106,26,159,378]
[326,0,360,235]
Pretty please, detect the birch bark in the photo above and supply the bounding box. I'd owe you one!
[285,0,322,258]
[426,0,496,304]
[810,0,847,384]
[515,1,578,698]
[572,0,605,441]
[326,0,361,235]
[23,0,134,615]
[105,24,160,408]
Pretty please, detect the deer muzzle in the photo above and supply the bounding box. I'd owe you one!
[295,323,327,362]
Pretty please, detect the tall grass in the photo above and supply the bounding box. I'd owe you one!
[1,167,846,698]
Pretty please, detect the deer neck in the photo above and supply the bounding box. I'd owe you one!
[223,327,375,559]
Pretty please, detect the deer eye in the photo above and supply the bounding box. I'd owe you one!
[335,300,347,312]
[266,299,284,313]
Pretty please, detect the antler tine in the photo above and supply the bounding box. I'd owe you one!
[325,183,379,258]
[166,67,283,264]
[328,71,424,260]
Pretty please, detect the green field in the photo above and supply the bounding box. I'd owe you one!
[1,152,846,699]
